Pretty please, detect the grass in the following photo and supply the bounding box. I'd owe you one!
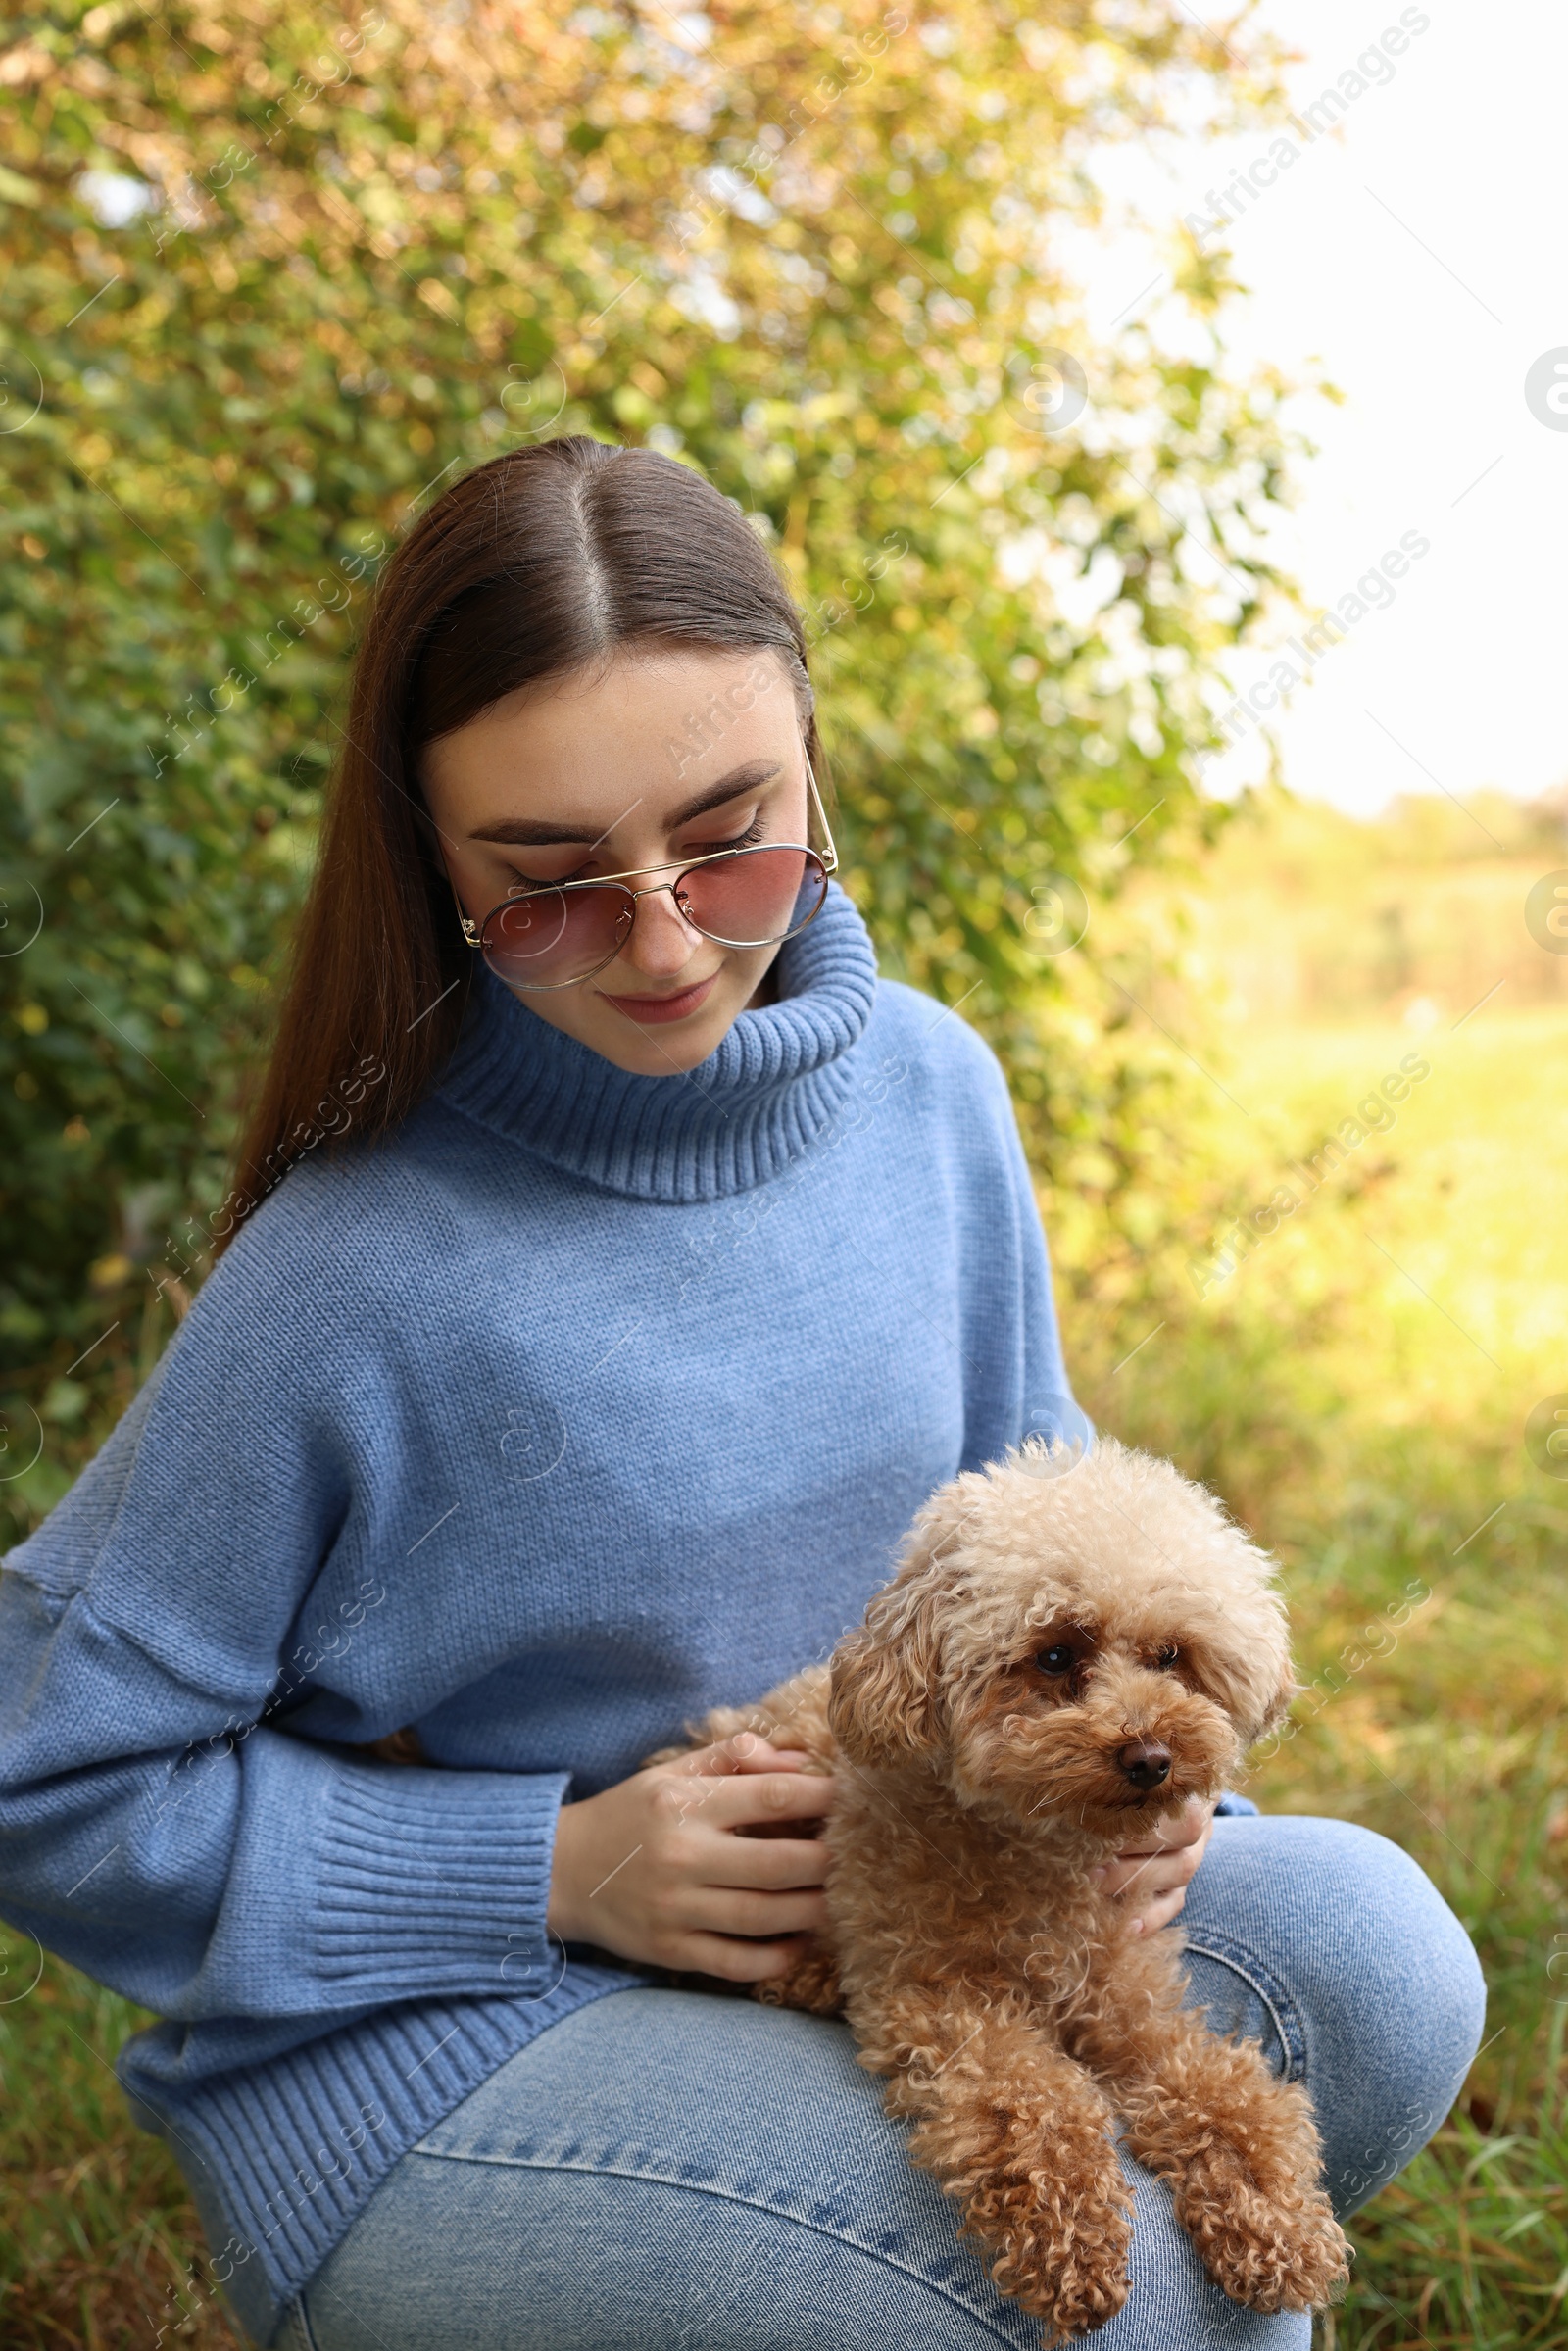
[4,799,1566,2346]
[0,1940,241,2349]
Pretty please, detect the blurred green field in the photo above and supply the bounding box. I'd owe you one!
[4,801,1567,2348]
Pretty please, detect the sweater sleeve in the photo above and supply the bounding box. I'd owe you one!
[0,1211,569,2026]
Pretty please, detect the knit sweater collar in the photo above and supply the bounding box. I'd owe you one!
[434,880,879,1202]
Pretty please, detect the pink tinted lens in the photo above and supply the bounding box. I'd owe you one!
[677,848,827,946]
[481,886,632,989]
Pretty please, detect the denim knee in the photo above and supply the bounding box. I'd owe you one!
[1274,1819,1485,2213]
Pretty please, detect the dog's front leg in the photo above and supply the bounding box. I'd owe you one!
[851,1985,1134,2344]
[1065,1942,1348,2316]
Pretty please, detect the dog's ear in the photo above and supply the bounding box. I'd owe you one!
[829,1587,943,1768]
[828,1480,977,1768]
[1249,1660,1298,1747]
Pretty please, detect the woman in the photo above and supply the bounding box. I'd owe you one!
[0,438,1482,2351]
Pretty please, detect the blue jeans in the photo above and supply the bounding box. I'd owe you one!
[263,1817,1483,2351]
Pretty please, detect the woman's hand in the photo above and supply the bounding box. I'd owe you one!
[547,1732,834,1982]
[1090,1795,1216,1935]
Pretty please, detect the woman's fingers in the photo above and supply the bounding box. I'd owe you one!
[658,1762,836,1837]
[681,1885,829,1940]
[669,1732,814,1777]
[1118,1794,1211,1860]
[1122,1836,1205,1893]
[1124,1886,1190,1937]
[1091,1797,1213,1887]
[1091,1797,1215,1927]
[692,1831,829,1890]
[674,1929,818,1984]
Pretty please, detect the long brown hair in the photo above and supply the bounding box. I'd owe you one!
[220,437,821,1245]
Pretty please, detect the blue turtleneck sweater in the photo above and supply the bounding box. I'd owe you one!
[0,883,1086,2344]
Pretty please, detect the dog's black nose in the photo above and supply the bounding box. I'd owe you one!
[1118,1739,1172,1790]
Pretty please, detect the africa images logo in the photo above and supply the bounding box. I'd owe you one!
[1524,350,1568,433]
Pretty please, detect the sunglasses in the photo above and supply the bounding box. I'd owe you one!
[453,751,839,994]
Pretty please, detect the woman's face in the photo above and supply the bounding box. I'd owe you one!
[419,646,813,1076]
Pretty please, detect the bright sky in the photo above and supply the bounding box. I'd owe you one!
[1086,0,1568,818]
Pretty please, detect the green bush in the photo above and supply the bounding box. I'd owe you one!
[0,0,1302,1530]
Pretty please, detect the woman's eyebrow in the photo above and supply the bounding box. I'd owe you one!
[467,762,782,847]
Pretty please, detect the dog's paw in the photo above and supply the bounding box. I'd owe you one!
[1184,2182,1349,2313]
[989,2233,1130,2343]
[964,2175,1133,2340]
[1031,2259,1131,2344]
[1007,2244,1131,2344]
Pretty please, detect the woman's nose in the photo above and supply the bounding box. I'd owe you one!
[619,885,705,976]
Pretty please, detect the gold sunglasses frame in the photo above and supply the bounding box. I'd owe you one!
[452,747,839,993]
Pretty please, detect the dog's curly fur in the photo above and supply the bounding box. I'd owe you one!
[648,1437,1350,2342]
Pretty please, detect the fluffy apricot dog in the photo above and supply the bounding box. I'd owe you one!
[650,1438,1350,2342]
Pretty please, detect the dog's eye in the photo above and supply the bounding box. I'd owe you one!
[1154,1644,1179,1671]
[1036,1644,1076,1676]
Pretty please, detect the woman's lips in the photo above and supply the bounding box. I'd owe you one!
[598,971,720,1024]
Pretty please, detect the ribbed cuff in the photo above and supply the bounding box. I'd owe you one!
[308,1758,571,2000]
